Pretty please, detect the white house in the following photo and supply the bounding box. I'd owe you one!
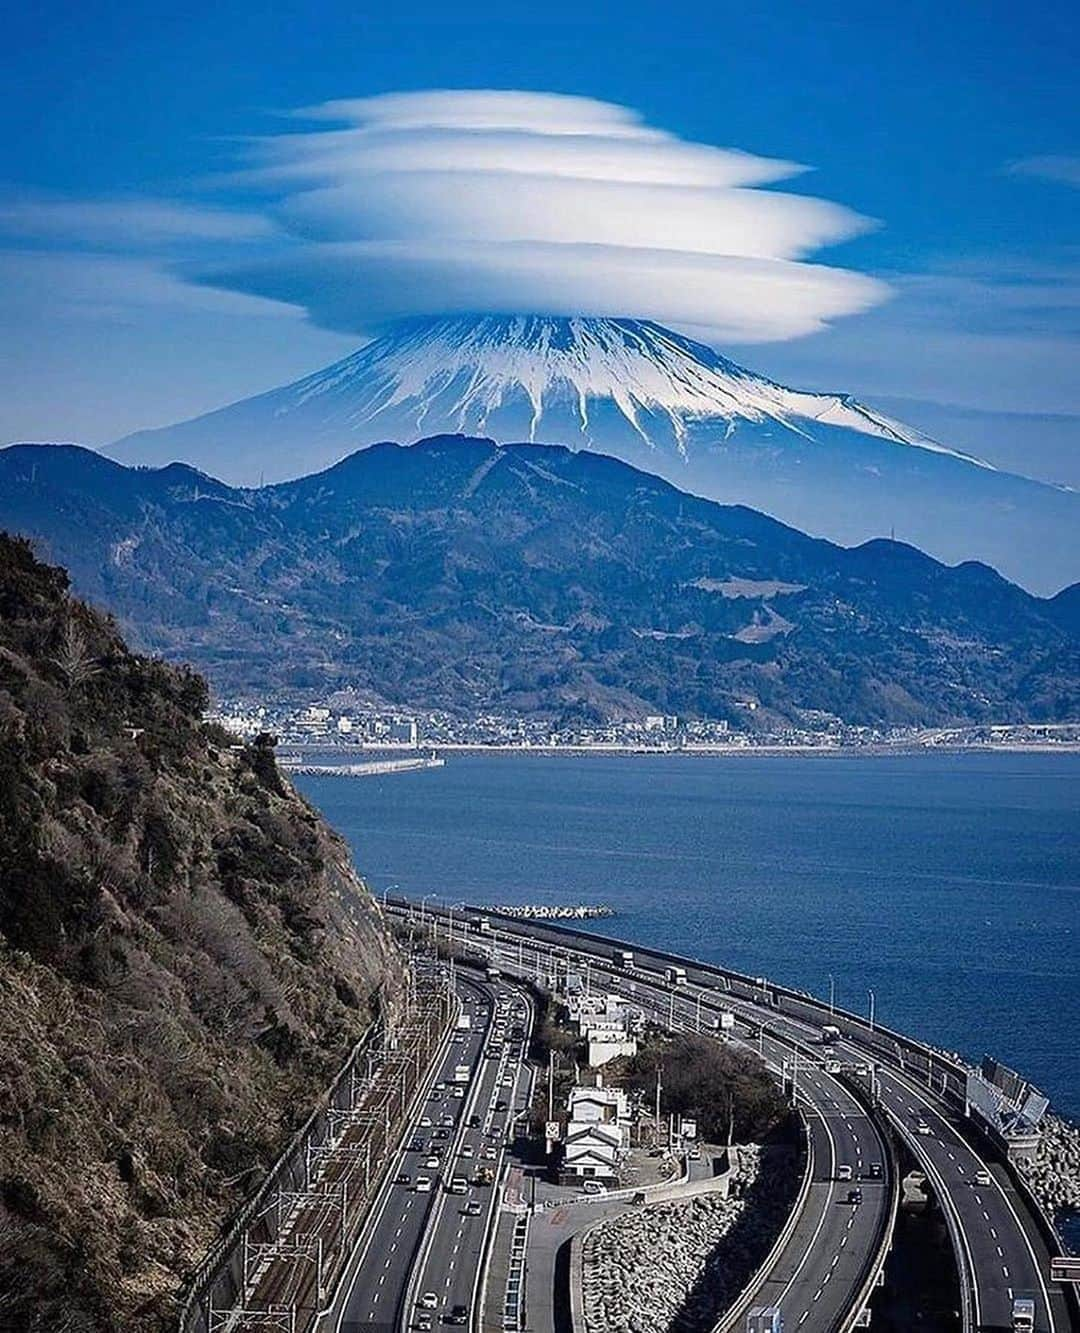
[567,1083,630,1126]
[586,1030,638,1068]
[560,1077,632,1183]
[561,1122,624,1183]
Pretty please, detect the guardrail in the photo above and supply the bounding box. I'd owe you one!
[837,1093,901,1332]
[437,903,973,1113]
[881,1099,977,1332]
[1008,1167,1080,1329]
[712,1114,814,1333]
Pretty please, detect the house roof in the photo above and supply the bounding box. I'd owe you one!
[565,1123,622,1148]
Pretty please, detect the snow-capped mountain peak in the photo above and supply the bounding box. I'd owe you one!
[109,312,1077,593]
[281,314,988,468]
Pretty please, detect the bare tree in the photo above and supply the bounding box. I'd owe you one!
[53,618,100,691]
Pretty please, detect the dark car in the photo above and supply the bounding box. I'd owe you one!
[468,1114,481,1128]
[868,1162,883,1179]
[847,1187,863,1205]
[395,1172,410,1186]
[407,1139,424,1153]
[433,1127,450,1140]
[445,1304,469,1325]
[495,1099,508,1112]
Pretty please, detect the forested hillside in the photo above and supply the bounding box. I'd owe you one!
[0,534,401,1330]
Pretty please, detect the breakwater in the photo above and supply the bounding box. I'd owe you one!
[488,904,615,920]
[280,755,445,777]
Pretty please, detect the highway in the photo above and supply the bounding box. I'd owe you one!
[321,966,532,1333]
[481,932,893,1333]
[451,907,1073,1333]
[405,986,534,1329]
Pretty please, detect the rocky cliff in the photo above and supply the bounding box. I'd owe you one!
[0,533,401,1331]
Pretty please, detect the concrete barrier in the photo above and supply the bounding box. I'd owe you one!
[711,1118,813,1333]
[568,1149,738,1333]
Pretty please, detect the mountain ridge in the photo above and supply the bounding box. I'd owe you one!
[105,314,1080,594]
[3,436,1077,729]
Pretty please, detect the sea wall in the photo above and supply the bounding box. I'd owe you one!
[579,1143,797,1333]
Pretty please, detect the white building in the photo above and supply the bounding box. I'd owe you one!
[562,1122,624,1182]
[561,1080,631,1183]
[586,1030,638,1067]
[567,1083,630,1126]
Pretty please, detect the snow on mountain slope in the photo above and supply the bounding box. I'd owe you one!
[116,314,985,469]
[109,314,1077,593]
[274,315,989,464]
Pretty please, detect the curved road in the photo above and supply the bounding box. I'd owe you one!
[483,932,892,1333]
[453,908,1071,1333]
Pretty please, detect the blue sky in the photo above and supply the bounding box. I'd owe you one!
[2,0,1078,483]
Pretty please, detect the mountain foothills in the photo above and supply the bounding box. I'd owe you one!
[0,534,401,1330]
[2,439,1077,730]
[110,315,1080,594]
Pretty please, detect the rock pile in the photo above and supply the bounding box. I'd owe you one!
[1021,1114,1080,1237]
[580,1144,797,1333]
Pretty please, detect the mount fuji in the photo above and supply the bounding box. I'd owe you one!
[110,315,1078,593]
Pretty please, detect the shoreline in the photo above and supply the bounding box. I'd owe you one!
[283,740,1080,759]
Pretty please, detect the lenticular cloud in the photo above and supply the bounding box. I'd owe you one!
[204,90,887,343]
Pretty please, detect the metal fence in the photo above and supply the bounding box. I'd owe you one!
[181,972,455,1333]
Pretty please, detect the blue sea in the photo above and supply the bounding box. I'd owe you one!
[296,752,1080,1120]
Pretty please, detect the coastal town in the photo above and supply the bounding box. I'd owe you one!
[208,697,1080,754]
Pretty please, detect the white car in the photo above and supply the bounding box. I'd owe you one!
[415,1177,433,1193]
[974,1168,992,1186]
[419,1291,438,1309]
[915,1119,932,1136]
[461,1144,474,1157]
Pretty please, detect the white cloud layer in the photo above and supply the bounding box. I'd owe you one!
[204,89,887,343]
[1006,155,1080,188]
[0,194,275,248]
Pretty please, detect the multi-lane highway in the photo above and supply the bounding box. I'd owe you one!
[481,931,894,1333]
[450,907,1073,1333]
[322,967,532,1333]
[319,902,1071,1333]
[405,986,534,1328]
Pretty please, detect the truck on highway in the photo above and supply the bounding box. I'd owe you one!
[746,1307,782,1333]
[470,916,492,933]
[665,965,687,985]
[614,949,635,967]
[718,1010,736,1031]
[453,1064,470,1084]
[821,1025,841,1044]
[456,1012,472,1031]
[1011,1296,1035,1331]
[486,965,501,981]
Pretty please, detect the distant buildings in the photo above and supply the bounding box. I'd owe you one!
[563,990,641,1069]
[202,693,1061,753]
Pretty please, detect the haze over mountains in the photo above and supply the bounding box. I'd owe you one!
[110,315,1079,594]
[3,437,1077,730]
